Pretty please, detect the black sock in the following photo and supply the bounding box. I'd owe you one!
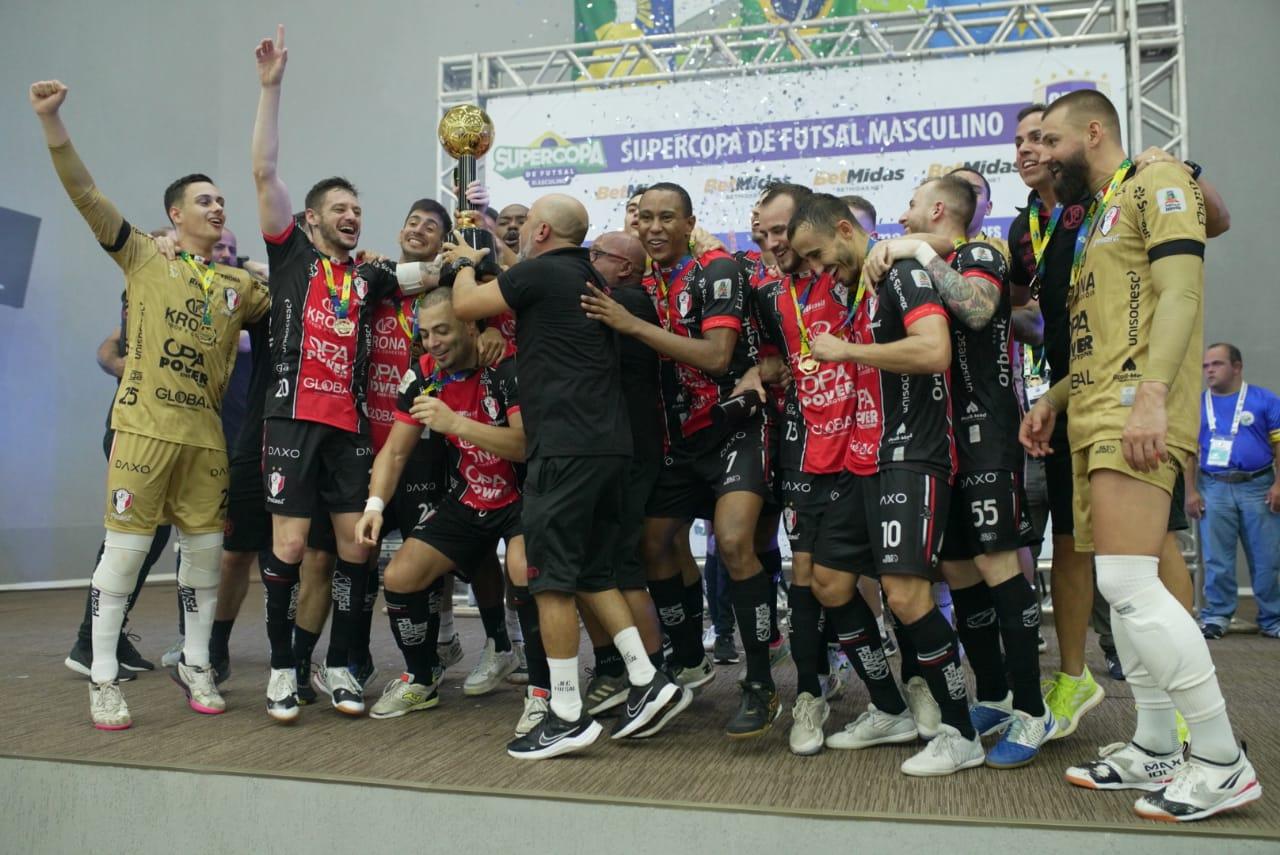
[904,608,975,739]
[682,578,705,639]
[479,605,512,652]
[788,585,824,697]
[648,651,666,671]
[210,618,235,661]
[592,644,624,677]
[888,607,922,683]
[951,582,1008,703]
[293,626,320,671]
[817,613,834,676]
[990,575,1045,716]
[326,559,367,668]
[760,548,783,643]
[828,596,906,714]
[384,588,439,682]
[261,551,300,669]
[352,563,379,668]
[730,570,774,687]
[648,575,700,668]
[512,586,550,690]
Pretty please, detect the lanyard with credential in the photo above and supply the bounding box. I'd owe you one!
[179,252,217,342]
[1205,383,1249,437]
[320,258,354,336]
[1070,159,1132,292]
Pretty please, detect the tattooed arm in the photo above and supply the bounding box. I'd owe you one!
[915,245,1000,331]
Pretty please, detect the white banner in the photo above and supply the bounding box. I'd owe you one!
[482,44,1127,248]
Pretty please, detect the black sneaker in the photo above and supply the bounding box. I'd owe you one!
[726,680,781,739]
[64,638,136,682]
[1200,622,1225,640]
[506,708,603,760]
[210,654,231,686]
[1103,649,1125,681]
[631,686,694,739]
[350,657,376,693]
[713,634,740,664]
[612,669,681,739]
[117,632,155,672]
[296,660,318,705]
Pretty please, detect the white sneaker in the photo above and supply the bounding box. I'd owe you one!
[789,692,830,756]
[464,639,518,696]
[326,666,366,716]
[90,681,131,730]
[506,642,529,685]
[674,654,716,690]
[905,676,941,740]
[900,723,985,777]
[1065,741,1186,792]
[370,673,439,719]
[515,687,550,736]
[969,691,1014,737]
[161,637,184,668]
[1134,751,1262,822]
[266,667,300,723]
[822,645,853,701]
[702,625,716,652]
[437,633,464,671]
[826,703,918,750]
[173,662,225,715]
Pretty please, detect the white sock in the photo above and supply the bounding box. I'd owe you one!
[506,604,523,644]
[547,656,582,721]
[180,586,217,668]
[613,626,657,686]
[1096,554,1238,764]
[91,588,128,683]
[1111,603,1178,754]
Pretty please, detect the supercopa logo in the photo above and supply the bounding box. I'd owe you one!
[492,132,608,188]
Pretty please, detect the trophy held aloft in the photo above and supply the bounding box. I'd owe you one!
[439,105,502,283]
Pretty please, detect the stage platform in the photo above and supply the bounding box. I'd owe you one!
[1,586,1276,853]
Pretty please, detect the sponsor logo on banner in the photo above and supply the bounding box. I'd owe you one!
[492,132,609,187]
[704,172,793,195]
[927,159,1018,179]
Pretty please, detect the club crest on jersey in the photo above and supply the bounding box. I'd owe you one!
[676,289,693,318]
[482,395,500,421]
[832,282,848,303]
[970,246,994,262]
[224,287,241,312]
[782,506,798,534]
[111,488,133,515]
[268,472,286,498]
[1241,411,1255,427]
[354,276,368,300]
[1100,205,1121,235]
[1158,187,1186,213]
[712,278,732,300]
[911,269,933,290]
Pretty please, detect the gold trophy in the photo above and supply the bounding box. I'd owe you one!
[438,105,500,280]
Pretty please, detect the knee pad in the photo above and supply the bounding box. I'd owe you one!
[176,531,223,589]
[93,532,155,596]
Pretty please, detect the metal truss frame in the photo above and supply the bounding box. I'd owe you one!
[437,0,1187,204]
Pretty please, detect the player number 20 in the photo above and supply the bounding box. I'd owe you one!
[970,499,999,527]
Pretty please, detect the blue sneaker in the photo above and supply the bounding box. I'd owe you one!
[970,692,1013,736]
[986,708,1055,769]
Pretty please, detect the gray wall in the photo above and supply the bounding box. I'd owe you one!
[1,0,1275,586]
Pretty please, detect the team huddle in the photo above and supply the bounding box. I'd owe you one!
[30,24,1261,824]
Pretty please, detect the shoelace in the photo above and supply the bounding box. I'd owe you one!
[1162,763,1206,800]
[1003,713,1043,748]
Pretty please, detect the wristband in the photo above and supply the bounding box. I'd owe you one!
[1183,160,1202,181]
[395,261,425,287]
[913,243,938,268]
[364,497,385,514]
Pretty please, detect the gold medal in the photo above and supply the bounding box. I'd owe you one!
[334,318,356,337]
[798,356,819,375]
[195,325,217,345]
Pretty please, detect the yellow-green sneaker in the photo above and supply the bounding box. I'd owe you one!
[1044,668,1105,740]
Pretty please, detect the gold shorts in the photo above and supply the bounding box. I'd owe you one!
[104,431,229,534]
[1070,439,1182,553]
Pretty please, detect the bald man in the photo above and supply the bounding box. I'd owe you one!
[1025,89,1257,821]
[446,195,690,759]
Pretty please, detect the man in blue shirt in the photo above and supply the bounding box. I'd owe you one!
[1187,343,1280,638]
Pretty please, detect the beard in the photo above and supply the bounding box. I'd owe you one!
[1051,150,1091,203]
[317,220,357,252]
[502,230,519,249]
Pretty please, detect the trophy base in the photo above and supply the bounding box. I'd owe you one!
[443,227,503,285]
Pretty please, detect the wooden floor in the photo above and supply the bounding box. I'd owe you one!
[1,584,1276,838]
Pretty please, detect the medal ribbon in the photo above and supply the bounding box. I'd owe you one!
[320,258,353,321]
[838,236,876,333]
[786,272,818,362]
[654,255,696,331]
[425,368,470,396]
[396,295,419,341]
[179,252,216,327]
[1022,344,1046,380]
[1069,159,1132,292]
[1028,197,1062,281]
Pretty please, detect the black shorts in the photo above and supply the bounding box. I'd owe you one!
[646,416,771,520]
[525,455,627,595]
[616,455,659,591]
[781,469,841,555]
[224,456,270,553]
[262,418,373,516]
[814,469,949,579]
[940,469,1035,561]
[383,455,445,541]
[409,495,521,581]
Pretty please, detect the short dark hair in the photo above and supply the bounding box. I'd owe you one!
[760,182,813,209]
[628,185,648,201]
[1016,102,1048,122]
[420,285,454,311]
[644,182,694,217]
[948,166,991,201]
[163,173,214,221]
[305,176,358,212]
[1208,342,1243,365]
[925,176,977,231]
[1043,89,1122,138]
[788,192,863,241]
[404,198,452,234]
[840,194,877,226]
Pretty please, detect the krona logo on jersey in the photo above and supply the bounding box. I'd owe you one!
[492,132,608,187]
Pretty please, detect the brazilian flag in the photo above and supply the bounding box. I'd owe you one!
[739,1,860,59]
[574,1,675,79]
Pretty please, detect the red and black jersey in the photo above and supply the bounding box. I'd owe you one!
[394,353,521,511]
[845,259,955,480]
[262,222,397,432]
[366,294,417,453]
[487,309,519,352]
[755,270,857,474]
[644,250,756,445]
[946,241,1023,474]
